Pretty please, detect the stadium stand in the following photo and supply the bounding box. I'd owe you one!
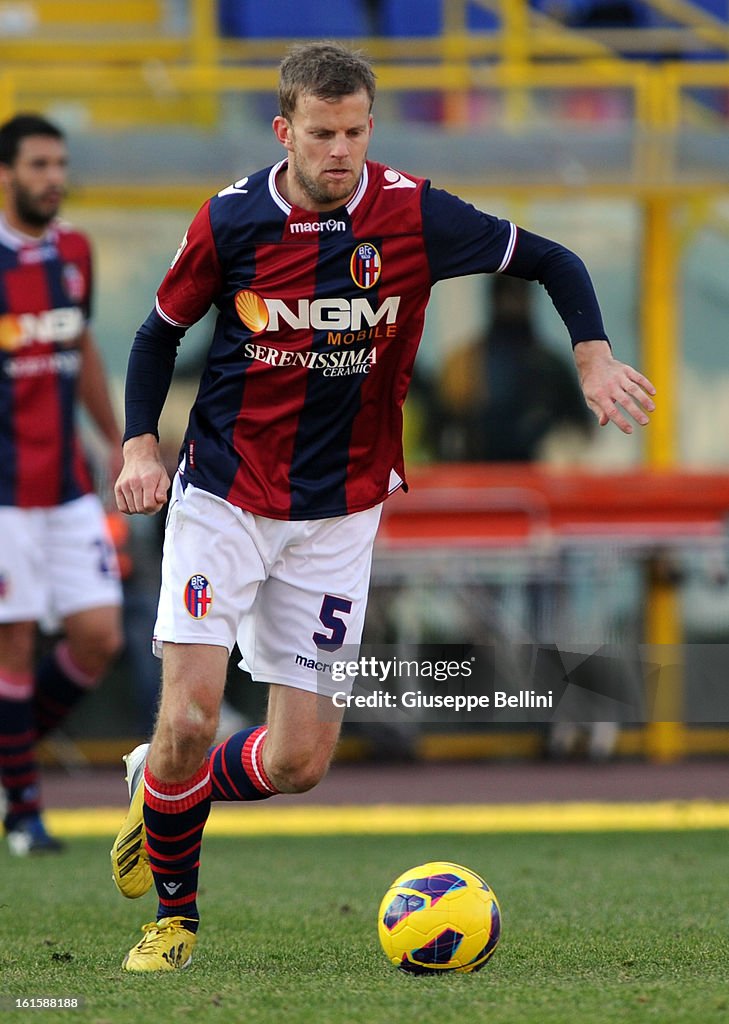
[218,0,369,38]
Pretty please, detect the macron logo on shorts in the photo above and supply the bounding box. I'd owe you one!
[184,574,213,618]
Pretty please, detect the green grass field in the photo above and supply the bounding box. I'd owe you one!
[2,829,728,1024]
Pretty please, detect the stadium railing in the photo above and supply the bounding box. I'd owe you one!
[0,0,728,129]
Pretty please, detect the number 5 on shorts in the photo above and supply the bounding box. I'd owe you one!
[313,594,353,651]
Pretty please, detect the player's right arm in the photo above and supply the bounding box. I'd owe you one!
[115,201,222,516]
[115,433,170,515]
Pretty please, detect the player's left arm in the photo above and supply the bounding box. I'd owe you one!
[422,188,656,434]
[77,326,123,480]
[505,229,656,434]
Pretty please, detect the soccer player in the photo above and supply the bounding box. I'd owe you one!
[0,114,123,854]
[112,42,656,971]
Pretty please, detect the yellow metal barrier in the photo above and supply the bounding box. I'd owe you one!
[17,0,163,28]
[0,0,726,133]
[642,196,685,763]
[0,55,727,136]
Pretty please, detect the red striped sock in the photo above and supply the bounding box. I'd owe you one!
[0,672,40,829]
[209,726,279,802]
[143,760,212,929]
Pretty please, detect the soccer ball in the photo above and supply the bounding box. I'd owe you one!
[377,860,501,975]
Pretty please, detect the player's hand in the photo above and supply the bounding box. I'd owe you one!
[574,340,656,434]
[114,434,171,515]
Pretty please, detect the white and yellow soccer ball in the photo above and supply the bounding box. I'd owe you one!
[377,861,501,975]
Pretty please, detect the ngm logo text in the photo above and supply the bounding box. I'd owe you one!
[0,308,84,351]
[235,290,400,335]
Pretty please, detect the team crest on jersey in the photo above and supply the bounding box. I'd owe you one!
[62,263,85,303]
[350,243,381,290]
[184,574,213,619]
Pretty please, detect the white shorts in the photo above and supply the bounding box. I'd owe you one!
[153,477,382,698]
[0,494,122,626]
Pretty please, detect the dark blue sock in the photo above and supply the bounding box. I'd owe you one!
[33,642,97,738]
[0,694,40,829]
[143,761,212,931]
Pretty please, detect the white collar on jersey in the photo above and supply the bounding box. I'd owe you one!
[267,159,368,217]
[0,213,58,251]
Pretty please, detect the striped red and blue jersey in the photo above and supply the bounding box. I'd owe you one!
[146,159,605,520]
[0,216,94,507]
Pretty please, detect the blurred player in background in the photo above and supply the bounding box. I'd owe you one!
[111,42,656,971]
[435,274,594,462]
[0,114,123,855]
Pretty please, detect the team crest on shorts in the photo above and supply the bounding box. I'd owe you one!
[184,574,213,619]
[350,243,381,289]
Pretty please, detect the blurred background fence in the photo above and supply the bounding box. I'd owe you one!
[11,0,729,764]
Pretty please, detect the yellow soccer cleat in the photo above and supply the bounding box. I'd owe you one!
[122,917,197,972]
[111,743,152,899]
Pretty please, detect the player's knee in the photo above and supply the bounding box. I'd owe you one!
[94,623,124,665]
[66,621,124,676]
[155,703,217,775]
[0,622,35,674]
[175,704,218,750]
[266,750,330,794]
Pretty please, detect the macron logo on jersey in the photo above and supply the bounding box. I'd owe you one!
[382,168,417,190]
[217,177,249,197]
[289,218,346,235]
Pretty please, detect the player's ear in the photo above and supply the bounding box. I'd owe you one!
[272,116,293,151]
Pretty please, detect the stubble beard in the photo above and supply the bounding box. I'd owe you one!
[14,185,61,229]
[292,161,357,209]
